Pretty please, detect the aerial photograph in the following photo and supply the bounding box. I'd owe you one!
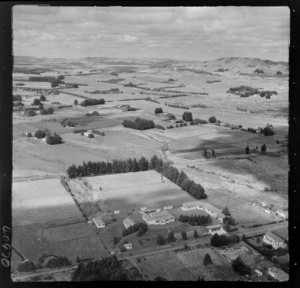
[11,6,289,281]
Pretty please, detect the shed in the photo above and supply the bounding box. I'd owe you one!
[123,217,135,229]
[124,243,132,250]
[93,216,105,228]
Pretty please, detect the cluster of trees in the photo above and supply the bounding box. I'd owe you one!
[80,98,105,107]
[71,256,128,281]
[86,111,100,116]
[276,71,282,75]
[245,144,267,154]
[13,95,22,101]
[178,214,212,226]
[228,86,259,97]
[191,119,208,125]
[40,95,46,101]
[182,111,193,122]
[122,117,155,130]
[46,134,63,145]
[43,256,70,268]
[122,223,148,237]
[260,90,278,97]
[40,107,54,115]
[156,234,165,245]
[67,155,161,178]
[208,116,217,123]
[160,165,207,200]
[210,233,240,247]
[260,124,275,136]
[17,261,36,272]
[154,124,165,130]
[231,256,252,276]
[91,129,105,136]
[60,118,76,127]
[24,109,37,117]
[254,69,264,74]
[31,98,41,106]
[29,76,56,82]
[155,107,163,114]
[51,75,65,87]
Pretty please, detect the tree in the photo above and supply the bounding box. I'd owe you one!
[88,133,95,138]
[211,234,221,247]
[113,236,120,245]
[182,111,193,122]
[203,148,208,158]
[46,134,63,145]
[276,71,282,75]
[181,231,187,240]
[32,98,41,105]
[203,253,212,265]
[168,231,176,243]
[157,235,165,245]
[245,146,250,154]
[193,230,199,239]
[208,116,217,123]
[231,256,251,276]
[261,124,275,136]
[40,95,46,101]
[261,144,267,153]
[155,107,163,114]
[222,207,231,216]
[74,99,78,105]
[197,276,205,281]
[154,276,168,281]
[224,222,231,232]
[35,130,46,139]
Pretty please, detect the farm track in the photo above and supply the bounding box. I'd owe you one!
[13,173,65,182]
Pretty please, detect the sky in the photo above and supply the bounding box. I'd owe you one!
[13,6,290,61]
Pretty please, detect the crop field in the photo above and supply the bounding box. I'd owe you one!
[12,179,83,226]
[135,252,196,281]
[81,170,195,212]
[175,247,241,281]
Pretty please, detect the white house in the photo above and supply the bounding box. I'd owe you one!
[163,205,173,210]
[142,210,175,225]
[263,231,287,249]
[181,201,225,222]
[93,216,105,228]
[267,267,289,282]
[254,269,263,277]
[123,217,135,229]
[114,210,120,215]
[206,224,227,235]
[124,243,132,250]
[276,210,287,218]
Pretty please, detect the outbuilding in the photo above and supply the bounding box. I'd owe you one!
[93,216,105,228]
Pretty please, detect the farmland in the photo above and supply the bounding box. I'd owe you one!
[11,54,289,281]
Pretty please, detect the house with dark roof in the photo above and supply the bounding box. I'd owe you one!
[263,231,287,249]
[142,210,175,225]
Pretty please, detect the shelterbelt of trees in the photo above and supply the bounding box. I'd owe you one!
[67,155,207,200]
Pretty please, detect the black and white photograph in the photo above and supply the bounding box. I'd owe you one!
[1,4,294,282]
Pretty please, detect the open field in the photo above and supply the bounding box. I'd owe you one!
[80,170,195,212]
[12,179,83,226]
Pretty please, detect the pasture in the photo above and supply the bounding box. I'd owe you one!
[81,170,195,212]
[12,179,83,226]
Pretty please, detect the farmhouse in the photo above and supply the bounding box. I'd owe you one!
[181,201,225,222]
[142,210,175,225]
[276,210,287,218]
[124,243,132,250]
[267,267,289,282]
[206,224,226,235]
[93,216,105,228]
[263,231,287,249]
[123,217,135,229]
[254,269,263,277]
[164,205,173,210]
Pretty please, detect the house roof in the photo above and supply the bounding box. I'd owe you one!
[265,231,285,243]
[268,267,289,281]
[93,216,105,226]
[182,201,225,217]
[272,228,288,241]
[144,210,174,222]
[123,217,135,226]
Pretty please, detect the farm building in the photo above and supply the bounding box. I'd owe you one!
[272,228,288,243]
[114,210,120,215]
[263,231,287,249]
[267,267,289,282]
[181,201,225,222]
[143,208,161,214]
[206,224,226,235]
[164,205,173,210]
[142,210,175,225]
[124,243,132,250]
[254,269,263,277]
[93,216,105,228]
[123,217,135,229]
[276,210,288,219]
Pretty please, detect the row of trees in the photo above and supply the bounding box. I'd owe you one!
[245,144,267,154]
[122,117,155,130]
[210,233,241,247]
[71,256,128,281]
[178,214,212,226]
[80,98,105,106]
[122,222,148,237]
[67,155,162,178]
[40,107,54,115]
[13,95,22,101]
[160,166,207,200]
[66,155,206,200]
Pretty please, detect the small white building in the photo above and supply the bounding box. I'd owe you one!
[254,269,263,277]
[206,224,227,235]
[124,243,132,250]
[93,216,105,228]
[276,210,287,218]
[114,210,120,215]
[267,267,289,282]
[163,205,173,210]
[123,217,135,229]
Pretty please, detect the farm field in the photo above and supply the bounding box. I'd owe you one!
[12,179,83,226]
[79,170,195,212]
